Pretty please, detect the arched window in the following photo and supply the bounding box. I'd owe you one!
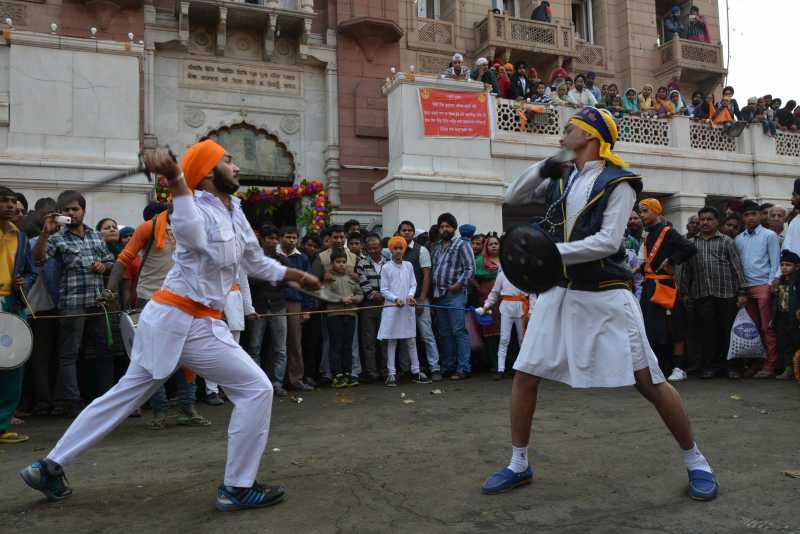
[206,123,295,186]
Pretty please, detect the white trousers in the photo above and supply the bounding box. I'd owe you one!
[206,330,241,395]
[48,319,273,488]
[386,338,420,376]
[498,315,523,372]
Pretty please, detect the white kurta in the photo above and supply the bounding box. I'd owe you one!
[483,270,532,319]
[504,159,665,388]
[377,260,417,340]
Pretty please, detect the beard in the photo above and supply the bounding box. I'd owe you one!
[212,168,239,195]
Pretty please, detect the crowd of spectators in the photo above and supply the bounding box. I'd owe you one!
[444,33,800,138]
[2,170,800,444]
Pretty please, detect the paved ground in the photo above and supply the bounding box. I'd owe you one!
[1,377,799,534]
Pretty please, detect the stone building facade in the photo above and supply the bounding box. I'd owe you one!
[334,0,729,227]
[0,0,336,228]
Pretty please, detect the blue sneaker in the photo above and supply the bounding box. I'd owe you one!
[688,470,719,501]
[19,459,73,502]
[216,482,287,512]
[481,466,533,494]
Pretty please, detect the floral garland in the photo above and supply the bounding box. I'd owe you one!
[154,179,330,233]
[237,180,330,233]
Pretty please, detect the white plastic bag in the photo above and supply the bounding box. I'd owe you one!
[726,308,766,360]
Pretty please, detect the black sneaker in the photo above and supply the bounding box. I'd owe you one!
[412,372,431,384]
[345,375,360,388]
[216,482,287,512]
[384,375,398,387]
[20,459,73,502]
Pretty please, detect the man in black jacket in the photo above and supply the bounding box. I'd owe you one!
[511,62,532,101]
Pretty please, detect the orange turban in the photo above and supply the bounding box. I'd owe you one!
[387,236,407,252]
[503,63,514,72]
[181,139,225,190]
[639,198,663,216]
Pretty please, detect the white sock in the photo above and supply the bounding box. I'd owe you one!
[508,446,529,473]
[682,443,712,473]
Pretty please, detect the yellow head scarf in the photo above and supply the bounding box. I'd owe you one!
[568,107,629,168]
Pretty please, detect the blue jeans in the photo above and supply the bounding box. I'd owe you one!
[397,303,440,373]
[149,372,197,414]
[247,313,288,386]
[434,291,471,375]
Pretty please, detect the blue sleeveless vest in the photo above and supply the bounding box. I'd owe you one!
[544,163,643,291]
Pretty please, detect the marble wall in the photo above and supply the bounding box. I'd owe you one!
[0,41,149,227]
[152,54,329,184]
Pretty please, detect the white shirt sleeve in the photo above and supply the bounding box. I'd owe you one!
[239,220,288,282]
[418,246,432,269]
[783,217,800,255]
[556,181,636,266]
[484,271,504,309]
[170,194,208,251]
[406,262,417,299]
[504,160,550,205]
[380,264,398,302]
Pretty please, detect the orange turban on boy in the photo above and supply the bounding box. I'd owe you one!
[181,139,226,190]
[639,198,663,216]
[387,236,407,252]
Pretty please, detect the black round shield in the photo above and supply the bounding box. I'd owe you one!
[500,224,563,294]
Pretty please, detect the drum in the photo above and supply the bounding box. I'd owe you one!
[0,311,33,370]
[120,311,139,358]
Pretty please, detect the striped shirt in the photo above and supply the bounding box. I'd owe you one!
[357,253,387,299]
[43,226,114,310]
[678,232,746,299]
[431,238,475,298]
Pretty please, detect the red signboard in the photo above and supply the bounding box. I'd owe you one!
[418,88,491,138]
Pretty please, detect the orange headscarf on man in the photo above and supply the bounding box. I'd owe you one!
[181,139,226,190]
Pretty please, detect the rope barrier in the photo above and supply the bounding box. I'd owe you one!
[16,289,472,321]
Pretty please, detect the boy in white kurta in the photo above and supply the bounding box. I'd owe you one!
[476,269,532,379]
[378,236,431,387]
[480,107,719,502]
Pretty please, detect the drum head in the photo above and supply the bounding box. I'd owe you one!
[0,312,33,370]
[120,312,139,358]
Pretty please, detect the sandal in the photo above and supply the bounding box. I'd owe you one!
[0,431,30,444]
[147,415,168,430]
[176,409,211,427]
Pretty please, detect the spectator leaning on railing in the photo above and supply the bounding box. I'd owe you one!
[471,57,499,95]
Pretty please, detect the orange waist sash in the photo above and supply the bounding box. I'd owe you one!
[502,294,530,317]
[152,289,223,320]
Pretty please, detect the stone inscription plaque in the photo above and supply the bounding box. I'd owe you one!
[183,61,302,96]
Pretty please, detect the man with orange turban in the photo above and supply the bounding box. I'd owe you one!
[21,140,322,512]
[484,107,719,502]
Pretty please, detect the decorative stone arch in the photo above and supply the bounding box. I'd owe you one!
[201,121,298,187]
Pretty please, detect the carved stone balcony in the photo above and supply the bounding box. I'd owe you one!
[406,16,456,54]
[573,39,607,74]
[656,37,726,91]
[175,0,316,60]
[472,11,575,63]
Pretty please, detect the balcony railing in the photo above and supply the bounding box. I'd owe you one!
[473,11,574,58]
[574,40,606,71]
[492,98,800,160]
[407,16,455,53]
[658,37,726,73]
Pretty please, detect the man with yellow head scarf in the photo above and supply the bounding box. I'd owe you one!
[20,141,323,512]
[485,107,719,501]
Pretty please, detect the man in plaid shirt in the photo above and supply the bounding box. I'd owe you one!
[431,212,475,379]
[32,191,115,417]
[678,206,747,380]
